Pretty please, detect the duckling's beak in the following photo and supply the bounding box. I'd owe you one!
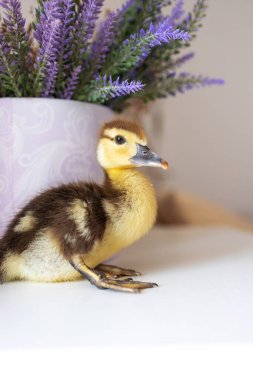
[131,144,169,170]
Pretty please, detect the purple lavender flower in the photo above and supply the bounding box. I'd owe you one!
[0,33,22,96]
[170,0,185,26]
[88,74,145,102]
[34,0,77,96]
[172,52,195,68]
[183,0,208,33]
[59,0,76,66]
[117,0,135,18]
[129,18,189,62]
[0,0,28,39]
[89,11,118,74]
[200,77,225,86]
[118,0,172,23]
[34,0,63,44]
[0,0,29,95]
[105,17,189,77]
[60,65,82,99]
[0,0,223,105]
[74,0,104,57]
[141,19,189,46]
[177,72,225,93]
[193,0,208,20]
[166,71,176,79]
[39,18,62,96]
[0,0,29,60]
[0,31,11,64]
[34,1,64,95]
[41,61,59,97]
[0,31,11,75]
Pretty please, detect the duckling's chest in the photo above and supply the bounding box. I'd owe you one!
[108,181,157,240]
[84,172,157,267]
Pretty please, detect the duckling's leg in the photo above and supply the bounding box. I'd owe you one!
[69,256,158,293]
[96,263,141,279]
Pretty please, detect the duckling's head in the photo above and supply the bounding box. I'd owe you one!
[97,119,169,171]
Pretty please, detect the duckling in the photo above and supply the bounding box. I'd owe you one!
[0,119,168,293]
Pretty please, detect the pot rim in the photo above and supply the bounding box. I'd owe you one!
[0,97,113,112]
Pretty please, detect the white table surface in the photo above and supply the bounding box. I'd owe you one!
[1,226,253,349]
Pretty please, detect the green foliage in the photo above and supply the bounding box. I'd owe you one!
[0,52,21,97]
[126,0,209,107]
[145,0,208,74]
[0,0,221,110]
[109,74,205,111]
[75,75,144,104]
[137,74,205,100]
[101,30,156,78]
[116,0,172,44]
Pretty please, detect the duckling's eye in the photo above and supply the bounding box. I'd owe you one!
[115,135,126,145]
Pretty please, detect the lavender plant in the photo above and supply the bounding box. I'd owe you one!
[0,0,223,111]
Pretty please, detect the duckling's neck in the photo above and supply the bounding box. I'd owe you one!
[104,167,149,192]
[103,167,157,221]
[102,167,157,245]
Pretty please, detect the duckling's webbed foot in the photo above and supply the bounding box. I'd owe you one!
[96,277,158,293]
[69,257,158,293]
[96,263,141,279]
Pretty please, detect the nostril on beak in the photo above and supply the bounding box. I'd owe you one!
[142,146,150,156]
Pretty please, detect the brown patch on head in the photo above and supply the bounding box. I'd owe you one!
[100,119,146,141]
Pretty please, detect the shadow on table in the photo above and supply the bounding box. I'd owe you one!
[109,226,253,275]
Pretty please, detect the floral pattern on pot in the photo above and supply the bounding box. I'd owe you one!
[0,98,114,237]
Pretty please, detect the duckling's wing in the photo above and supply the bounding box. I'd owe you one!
[38,182,107,259]
[1,182,107,261]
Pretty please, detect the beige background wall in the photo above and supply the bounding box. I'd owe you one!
[21,0,253,220]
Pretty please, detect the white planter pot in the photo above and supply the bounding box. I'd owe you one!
[0,98,114,237]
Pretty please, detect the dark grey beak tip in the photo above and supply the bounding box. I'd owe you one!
[131,144,169,169]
